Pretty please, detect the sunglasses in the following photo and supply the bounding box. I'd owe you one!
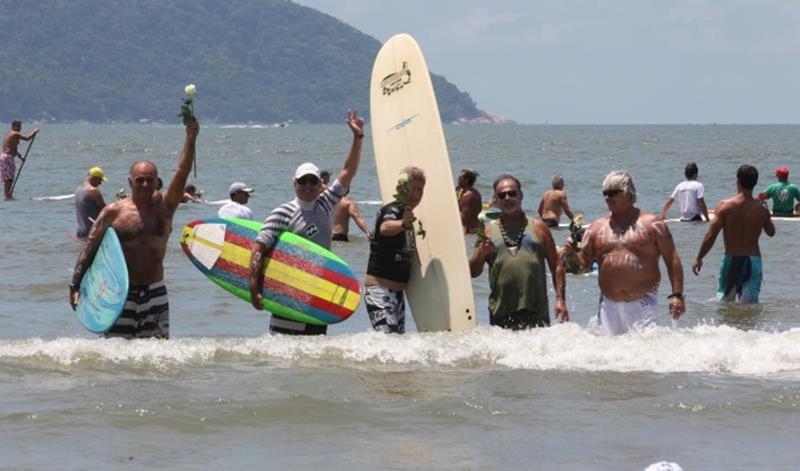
[296,175,320,186]
[497,190,519,199]
[603,189,623,198]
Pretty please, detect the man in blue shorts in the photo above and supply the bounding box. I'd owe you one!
[693,165,775,303]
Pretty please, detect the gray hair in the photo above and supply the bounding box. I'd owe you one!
[602,170,636,203]
[551,174,564,190]
[400,166,426,183]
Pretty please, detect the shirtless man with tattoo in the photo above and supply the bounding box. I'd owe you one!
[569,170,685,335]
[68,118,199,339]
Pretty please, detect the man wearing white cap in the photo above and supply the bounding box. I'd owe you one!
[74,166,108,240]
[249,110,365,335]
[218,182,255,220]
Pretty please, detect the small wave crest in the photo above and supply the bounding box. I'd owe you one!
[2,325,800,376]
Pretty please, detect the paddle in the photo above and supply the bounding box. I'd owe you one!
[10,132,37,197]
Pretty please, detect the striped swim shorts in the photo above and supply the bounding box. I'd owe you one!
[105,281,170,339]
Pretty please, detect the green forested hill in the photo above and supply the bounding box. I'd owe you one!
[0,0,486,124]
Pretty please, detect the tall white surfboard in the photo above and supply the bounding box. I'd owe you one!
[369,33,476,332]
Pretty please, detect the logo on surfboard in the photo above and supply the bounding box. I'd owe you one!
[380,61,412,95]
[387,113,419,133]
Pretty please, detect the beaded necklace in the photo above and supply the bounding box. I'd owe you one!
[497,213,528,248]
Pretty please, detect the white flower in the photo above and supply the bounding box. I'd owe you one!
[185,84,197,97]
[397,173,409,184]
[477,211,487,222]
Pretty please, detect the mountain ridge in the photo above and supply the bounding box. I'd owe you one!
[0,0,508,124]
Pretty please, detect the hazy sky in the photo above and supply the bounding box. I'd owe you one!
[294,0,800,125]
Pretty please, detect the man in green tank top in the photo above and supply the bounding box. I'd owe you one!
[469,174,568,329]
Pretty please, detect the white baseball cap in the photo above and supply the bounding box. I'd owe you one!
[294,162,321,180]
[229,182,254,195]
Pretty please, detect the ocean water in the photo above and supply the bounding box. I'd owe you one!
[1,123,800,470]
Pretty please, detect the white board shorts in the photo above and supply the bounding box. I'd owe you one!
[592,291,659,336]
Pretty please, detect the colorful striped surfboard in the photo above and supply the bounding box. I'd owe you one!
[180,218,361,325]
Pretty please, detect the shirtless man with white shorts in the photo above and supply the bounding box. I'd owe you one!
[569,170,685,335]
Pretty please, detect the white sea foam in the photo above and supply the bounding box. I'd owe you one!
[3,324,800,376]
[32,194,74,201]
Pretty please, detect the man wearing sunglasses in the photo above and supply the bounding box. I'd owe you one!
[572,170,685,335]
[249,110,365,335]
[469,174,568,329]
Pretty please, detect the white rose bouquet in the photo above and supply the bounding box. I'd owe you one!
[179,83,197,125]
[393,172,426,239]
[474,207,501,246]
[569,214,585,250]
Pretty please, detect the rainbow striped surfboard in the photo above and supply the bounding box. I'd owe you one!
[180,218,361,325]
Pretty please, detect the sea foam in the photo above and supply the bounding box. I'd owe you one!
[2,324,799,377]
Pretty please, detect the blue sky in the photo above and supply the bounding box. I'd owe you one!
[295,0,800,124]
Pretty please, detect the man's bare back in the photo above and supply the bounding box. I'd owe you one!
[538,189,574,226]
[458,187,482,233]
[692,165,775,302]
[693,165,775,276]
[332,195,369,238]
[715,195,774,256]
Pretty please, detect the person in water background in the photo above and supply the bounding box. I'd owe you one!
[74,166,108,241]
[693,164,775,304]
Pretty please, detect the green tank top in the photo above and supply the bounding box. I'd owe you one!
[486,218,549,320]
